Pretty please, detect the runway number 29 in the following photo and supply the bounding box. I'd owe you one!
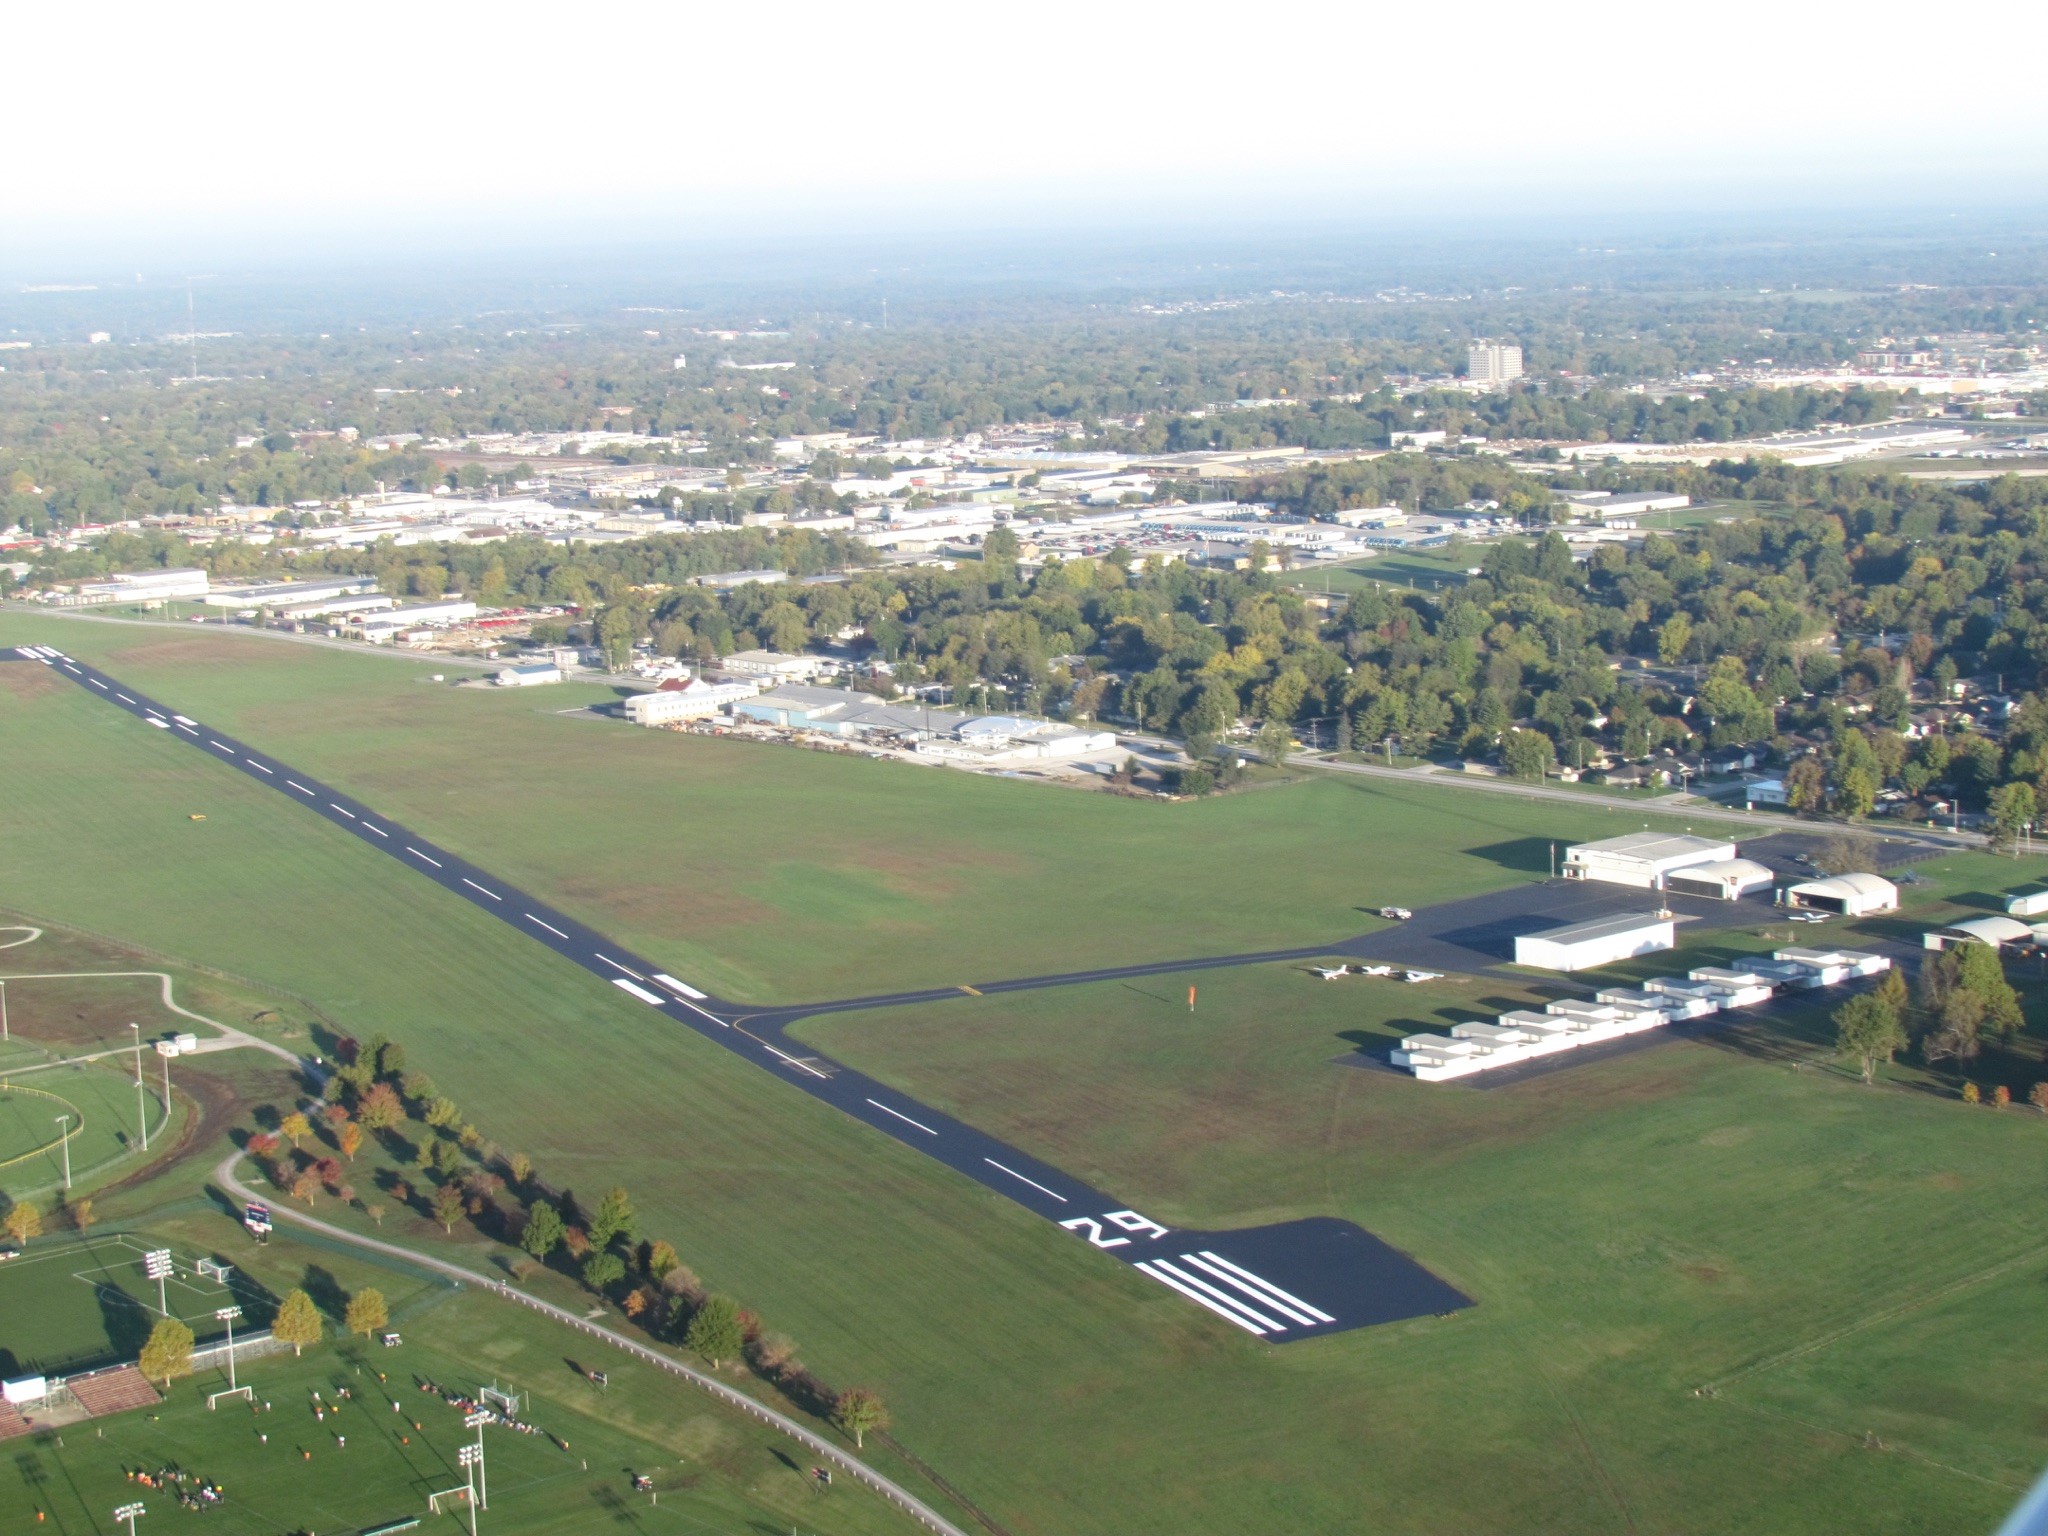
[1060,1210,1170,1248]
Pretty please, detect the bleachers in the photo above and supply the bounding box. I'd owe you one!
[66,1365,161,1418]
[0,1402,31,1441]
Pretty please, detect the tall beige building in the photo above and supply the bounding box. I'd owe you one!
[1467,342,1524,387]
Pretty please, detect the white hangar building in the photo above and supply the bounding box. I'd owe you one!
[1561,832,1736,890]
[1782,872,1898,917]
[1514,912,1677,973]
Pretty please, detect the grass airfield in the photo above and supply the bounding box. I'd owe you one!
[5,616,2048,1530]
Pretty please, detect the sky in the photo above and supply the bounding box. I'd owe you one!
[11,0,2048,266]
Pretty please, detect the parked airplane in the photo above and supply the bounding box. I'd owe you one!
[1311,965,1351,980]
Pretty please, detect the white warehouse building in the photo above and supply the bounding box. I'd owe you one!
[1562,833,1736,890]
[1514,913,1676,973]
[1782,872,1898,917]
[623,677,757,726]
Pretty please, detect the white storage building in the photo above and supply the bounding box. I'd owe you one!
[1663,858,1775,901]
[623,677,757,725]
[1561,833,1736,890]
[1925,915,2038,951]
[1514,913,1676,972]
[494,663,562,687]
[2006,887,2048,917]
[1782,872,1897,916]
[720,649,829,681]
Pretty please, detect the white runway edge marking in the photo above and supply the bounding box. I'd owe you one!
[329,804,356,818]
[405,847,442,868]
[1187,1250,1336,1326]
[1135,1261,1272,1335]
[363,823,389,838]
[245,759,273,774]
[286,781,314,795]
[461,877,502,901]
[595,953,644,981]
[612,978,667,1005]
[983,1159,1067,1202]
[652,973,707,1001]
[866,1098,939,1136]
[523,913,568,940]
[762,1043,829,1078]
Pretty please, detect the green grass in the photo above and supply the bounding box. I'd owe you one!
[0,1232,244,1375]
[0,1230,918,1536]
[10,618,2048,1531]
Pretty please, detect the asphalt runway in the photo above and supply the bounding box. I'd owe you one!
[12,644,1471,1341]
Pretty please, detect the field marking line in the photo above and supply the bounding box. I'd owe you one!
[461,878,502,901]
[1145,1258,1283,1332]
[329,803,356,818]
[594,954,644,981]
[405,847,442,867]
[865,1099,939,1135]
[245,759,273,774]
[522,914,568,939]
[1188,1250,1336,1325]
[0,927,41,950]
[208,1150,973,1536]
[1135,1261,1267,1334]
[982,1159,1066,1202]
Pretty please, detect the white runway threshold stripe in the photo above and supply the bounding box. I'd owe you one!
[983,1159,1067,1202]
[1185,1250,1336,1326]
[652,974,707,1001]
[1136,1260,1276,1334]
[523,913,568,940]
[865,1098,939,1135]
[612,978,667,1005]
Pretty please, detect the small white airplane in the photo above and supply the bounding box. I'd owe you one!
[1402,969,1443,983]
[1311,965,1351,980]
[1355,964,1396,977]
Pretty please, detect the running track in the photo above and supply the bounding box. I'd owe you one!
[12,645,1472,1341]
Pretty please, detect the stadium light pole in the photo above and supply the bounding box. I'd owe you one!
[144,1249,174,1317]
[464,1409,492,1509]
[55,1114,71,1191]
[2,977,9,1040]
[130,1023,148,1151]
[215,1306,243,1392]
[458,1443,482,1536]
[115,1501,145,1536]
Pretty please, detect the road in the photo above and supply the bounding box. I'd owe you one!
[1,603,495,669]
[209,1151,975,1536]
[13,642,1469,1341]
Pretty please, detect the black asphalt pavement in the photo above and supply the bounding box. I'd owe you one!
[14,644,1471,1341]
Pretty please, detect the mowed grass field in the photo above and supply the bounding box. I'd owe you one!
[8,619,2048,1529]
[1,615,1698,1006]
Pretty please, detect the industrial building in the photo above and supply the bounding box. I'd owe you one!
[46,567,212,606]
[1394,947,1891,1081]
[720,649,831,681]
[493,663,562,687]
[1561,832,1736,889]
[1662,858,1775,901]
[1781,872,1898,916]
[1513,913,1676,972]
[353,600,479,641]
[728,684,1111,761]
[203,576,377,609]
[623,676,757,725]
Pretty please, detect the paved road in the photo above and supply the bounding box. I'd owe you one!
[14,643,1469,1342]
[209,1152,974,1536]
[1,603,495,669]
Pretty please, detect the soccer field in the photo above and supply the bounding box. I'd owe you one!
[9,622,2048,1532]
[0,1232,242,1376]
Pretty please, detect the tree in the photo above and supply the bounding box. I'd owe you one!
[291,1170,320,1207]
[1333,711,1353,754]
[338,1122,363,1162]
[646,1240,680,1282]
[424,1096,461,1130]
[1962,1081,1982,1106]
[375,1036,406,1078]
[1657,613,1692,666]
[1501,727,1556,782]
[2029,1082,2048,1113]
[139,1316,194,1388]
[1256,718,1292,768]
[365,1202,386,1227]
[832,1386,890,1449]
[1993,1084,2012,1110]
[273,1288,323,1356]
[431,1183,466,1234]
[1990,782,2037,853]
[1833,763,1877,819]
[684,1294,744,1369]
[345,1287,389,1338]
[4,1202,42,1246]
[1924,990,1986,1066]
[1833,993,1907,1084]
[69,1197,94,1233]
[279,1111,310,1148]
[1784,757,1826,812]
[582,1252,625,1292]
[508,1151,534,1189]
[357,1082,403,1131]
[588,1186,635,1250]
[521,1201,564,1260]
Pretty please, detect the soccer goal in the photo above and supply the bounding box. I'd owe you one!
[426,1486,472,1514]
[206,1385,253,1410]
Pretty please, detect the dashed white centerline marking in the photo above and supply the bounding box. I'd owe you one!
[246,760,273,774]
[88,678,107,689]
[595,954,643,980]
[462,877,502,901]
[176,724,197,735]
[983,1159,1067,1202]
[405,847,442,868]
[208,740,235,753]
[523,914,568,939]
[762,1043,829,1079]
[287,781,315,795]
[866,1099,938,1135]
[116,693,134,703]
[363,823,389,838]
[329,804,356,818]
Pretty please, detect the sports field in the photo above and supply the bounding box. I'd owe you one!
[8,619,2048,1531]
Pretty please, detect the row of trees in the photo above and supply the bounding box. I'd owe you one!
[1833,944,2028,1084]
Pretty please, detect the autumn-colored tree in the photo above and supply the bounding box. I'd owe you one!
[2030,1082,2048,1113]
[339,1122,363,1162]
[424,1096,460,1130]
[365,1202,387,1227]
[646,1240,680,1281]
[430,1183,466,1233]
[279,1111,311,1148]
[508,1151,534,1188]
[272,1288,323,1356]
[323,1104,351,1129]
[1962,1081,1982,1105]
[1993,1084,2012,1109]
[246,1131,281,1158]
[4,1202,43,1246]
[139,1317,195,1388]
[832,1386,890,1449]
[291,1171,319,1206]
[69,1197,95,1233]
[357,1082,403,1131]
[345,1287,389,1338]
